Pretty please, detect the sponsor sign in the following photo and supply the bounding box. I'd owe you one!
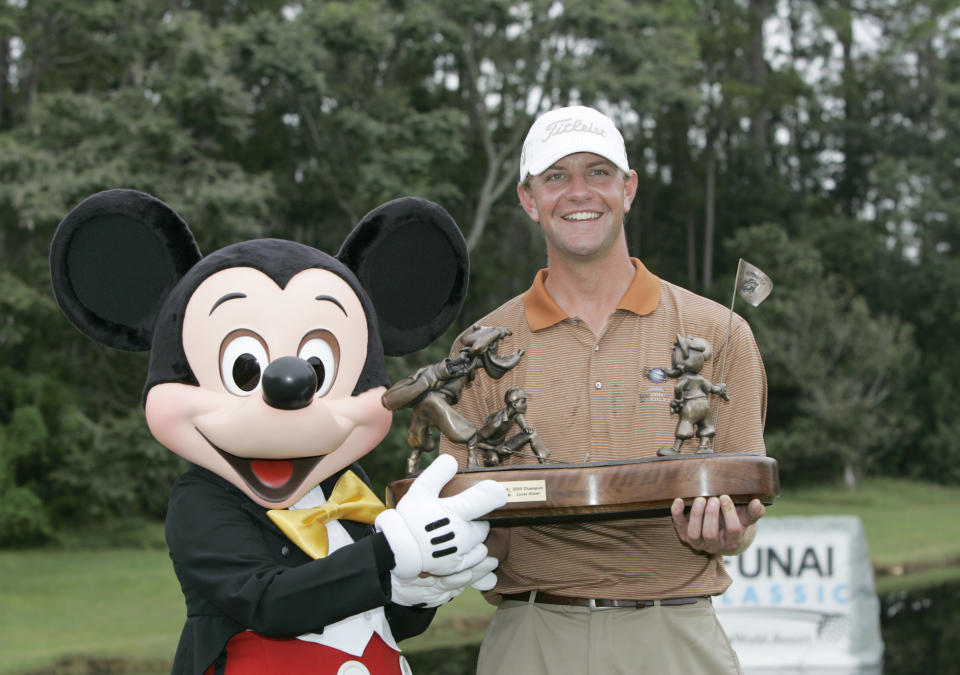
[716,516,884,673]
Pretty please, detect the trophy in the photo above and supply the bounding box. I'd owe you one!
[385,260,779,525]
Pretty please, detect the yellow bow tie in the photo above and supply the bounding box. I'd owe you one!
[267,470,386,559]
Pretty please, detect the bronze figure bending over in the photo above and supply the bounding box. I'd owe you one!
[474,388,549,467]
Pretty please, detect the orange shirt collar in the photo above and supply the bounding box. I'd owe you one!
[522,257,661,331]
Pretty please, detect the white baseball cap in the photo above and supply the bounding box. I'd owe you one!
[519,105,630,182]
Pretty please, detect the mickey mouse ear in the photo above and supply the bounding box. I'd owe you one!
[50,189,201,351]
[338,197,469,356]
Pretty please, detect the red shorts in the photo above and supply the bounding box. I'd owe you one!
[205,631,407,675]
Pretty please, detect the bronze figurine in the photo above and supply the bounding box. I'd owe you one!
[382,325,524,475]
[473,388,549,467]
[658,334,729,456]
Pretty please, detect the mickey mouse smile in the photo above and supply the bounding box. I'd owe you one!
[198,428,322,503]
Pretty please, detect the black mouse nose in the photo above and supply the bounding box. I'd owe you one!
[261,356,317,410]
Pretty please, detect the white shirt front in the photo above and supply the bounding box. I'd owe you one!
[287,484,400,656]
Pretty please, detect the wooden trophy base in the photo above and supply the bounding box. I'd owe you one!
[386,453,779,526]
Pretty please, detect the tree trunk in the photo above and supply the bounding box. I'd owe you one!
[0,27,7,129]
[747,0,771,156]
[459,24,529,253]
[836,8,861,218]
[702,138,716,291]
[843,464,858,491]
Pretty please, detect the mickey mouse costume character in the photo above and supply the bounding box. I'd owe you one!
[49,189,507,675]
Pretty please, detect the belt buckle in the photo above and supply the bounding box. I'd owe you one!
[588,598,616,610]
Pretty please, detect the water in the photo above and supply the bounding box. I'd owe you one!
[880,579,960,673]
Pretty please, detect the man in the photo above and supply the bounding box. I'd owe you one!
[439,105,767,674]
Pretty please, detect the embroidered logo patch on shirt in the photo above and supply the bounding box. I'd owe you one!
[646,367,667,384]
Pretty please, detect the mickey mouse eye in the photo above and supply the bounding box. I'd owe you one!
[298,330,339,398]
[220,331,269,396]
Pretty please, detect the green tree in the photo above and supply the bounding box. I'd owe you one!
[0,2,274,542]
[2,0,959,544]
[729,223,917,489]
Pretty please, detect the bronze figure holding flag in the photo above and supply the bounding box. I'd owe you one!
[658,259,773,456]
[658,334,730,456]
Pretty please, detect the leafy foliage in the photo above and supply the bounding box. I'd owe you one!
[1,0,958,544]
[726,223,918,489]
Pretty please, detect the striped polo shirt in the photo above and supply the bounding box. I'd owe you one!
[439,258,768,601]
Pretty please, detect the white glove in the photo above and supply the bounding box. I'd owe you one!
[390,555,499,608]
[375,454,507,578]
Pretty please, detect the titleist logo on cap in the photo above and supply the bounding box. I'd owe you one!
[541,117,608,141]
[519,105,629,181]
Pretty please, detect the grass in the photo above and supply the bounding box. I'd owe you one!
[2,476,959,674]
[0,548,182,674]
[402,586,496,653]
[771,477,960,589]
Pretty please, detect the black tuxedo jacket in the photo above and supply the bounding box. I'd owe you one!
[164,463,435,674]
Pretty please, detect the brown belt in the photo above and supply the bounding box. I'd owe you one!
[501,590,708,610]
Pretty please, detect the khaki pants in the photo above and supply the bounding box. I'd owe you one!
[476,596,742,675]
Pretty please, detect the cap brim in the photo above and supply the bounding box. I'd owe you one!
[521,141,630,181]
